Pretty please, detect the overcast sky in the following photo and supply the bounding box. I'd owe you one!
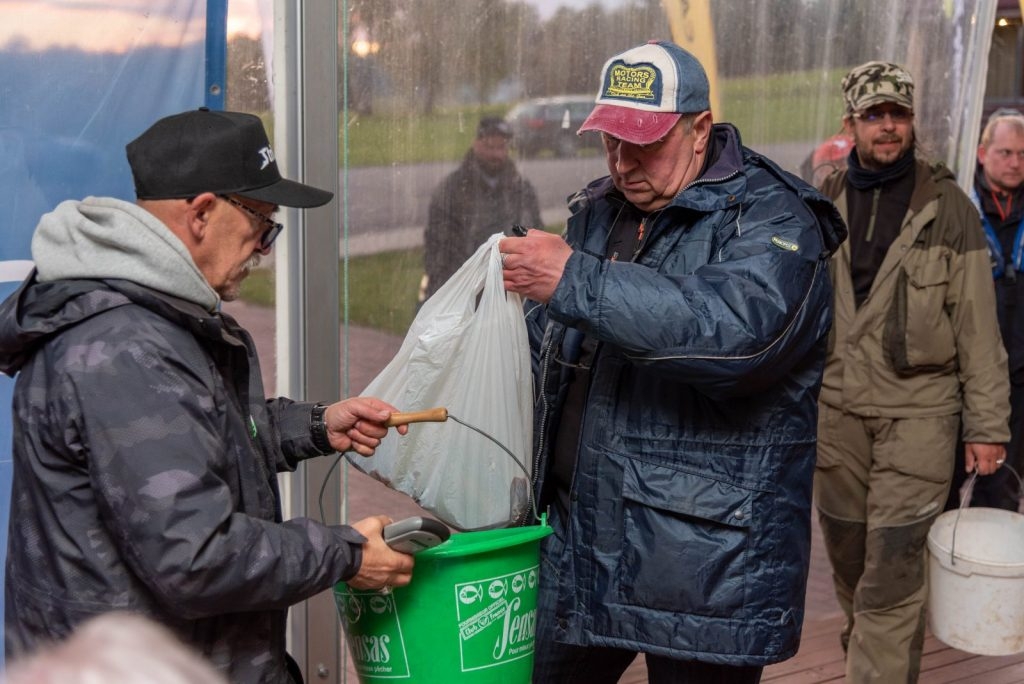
[0,1,629,53]
[527,0,621,20]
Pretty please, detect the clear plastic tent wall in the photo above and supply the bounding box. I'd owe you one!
[704,0,995,185]
[329,1,995,359]
[333,0,996,677]
[0,0,999,679]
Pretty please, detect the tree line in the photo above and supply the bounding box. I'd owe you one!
[227,0,965,118]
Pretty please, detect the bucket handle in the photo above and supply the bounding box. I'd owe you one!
[382,408,541,531]
[950,464,1023,567]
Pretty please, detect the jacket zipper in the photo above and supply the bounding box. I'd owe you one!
[631,218,647,261]
[628,171,740,262]
[866,187,880,242]
[686,169,741,191]
[533,333,556,502]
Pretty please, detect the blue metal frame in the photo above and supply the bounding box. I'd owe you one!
[205,0,229,110]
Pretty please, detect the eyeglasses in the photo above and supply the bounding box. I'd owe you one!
[854,108,913,124]
[221,195,283,249]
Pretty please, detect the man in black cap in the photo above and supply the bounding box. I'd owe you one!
[420,115,541,301]
[0,108,416,683]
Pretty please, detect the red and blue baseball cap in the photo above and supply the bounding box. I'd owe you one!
[126,107,333,208]
[578,40,711,145]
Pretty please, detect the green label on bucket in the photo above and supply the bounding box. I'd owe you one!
[454,563,540,672]
[335,589,411,678]
[335,554,544,681]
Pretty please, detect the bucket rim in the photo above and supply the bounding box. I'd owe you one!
[928,541,1024,570]
[418,523,552,559]
[928,508,1024,568]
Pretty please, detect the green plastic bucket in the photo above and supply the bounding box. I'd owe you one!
[334,522,552,683]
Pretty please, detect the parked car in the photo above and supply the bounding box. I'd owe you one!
[505,95,599,158]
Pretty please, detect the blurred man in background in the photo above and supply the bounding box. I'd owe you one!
[421,116,541,301]
[945,109,1024,512]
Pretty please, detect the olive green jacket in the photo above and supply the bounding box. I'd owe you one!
[819,159,1010,444]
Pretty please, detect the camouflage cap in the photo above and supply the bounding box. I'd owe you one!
[841,61,914,113]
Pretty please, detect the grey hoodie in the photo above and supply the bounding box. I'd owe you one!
[32,197,219,311]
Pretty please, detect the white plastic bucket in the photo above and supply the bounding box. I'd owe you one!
[927,507,1024,655]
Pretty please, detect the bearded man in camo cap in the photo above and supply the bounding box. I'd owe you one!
[813,61,1011,683]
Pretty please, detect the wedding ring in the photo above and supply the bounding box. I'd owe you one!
[500,253,509,268]
[379,585,391,595]
[997,459,1006,465]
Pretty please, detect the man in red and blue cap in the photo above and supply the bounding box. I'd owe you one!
[498,41,847,682]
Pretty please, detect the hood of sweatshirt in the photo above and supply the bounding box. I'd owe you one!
[32,197,218,311]
[0,197,222,375]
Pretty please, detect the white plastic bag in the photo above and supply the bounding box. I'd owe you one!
[348,234,533,530]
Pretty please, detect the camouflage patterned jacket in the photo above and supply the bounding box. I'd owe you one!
[0,198,364,683]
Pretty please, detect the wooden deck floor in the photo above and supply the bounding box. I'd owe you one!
[617,509,1024,684]
[340,466,1024,684]
[619,617,1024,682]
[757,615,1024,683]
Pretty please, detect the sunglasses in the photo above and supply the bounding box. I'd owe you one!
[854,108,913,124]
[221,195,283,249]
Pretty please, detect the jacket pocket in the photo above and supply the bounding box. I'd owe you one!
[884,260,956,374]
[614,454,752,617]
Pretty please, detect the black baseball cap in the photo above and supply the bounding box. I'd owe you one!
[477,116,513,139]
[126,107,333,208]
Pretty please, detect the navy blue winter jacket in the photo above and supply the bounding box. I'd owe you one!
[527,124,846,665]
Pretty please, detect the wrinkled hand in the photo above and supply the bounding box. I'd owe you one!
[965,442,1006,477]
[325,397,408,457]
[346,515,414,591]
[498,229,573,303]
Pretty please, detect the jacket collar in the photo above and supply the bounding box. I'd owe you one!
[577,123,747,218]
[0,274,245,376]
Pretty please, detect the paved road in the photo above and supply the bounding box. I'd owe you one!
[340,141,814,255]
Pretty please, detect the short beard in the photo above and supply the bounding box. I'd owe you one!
[219,253,262,302]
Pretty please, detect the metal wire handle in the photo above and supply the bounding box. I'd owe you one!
[445,412,540,529]
[322,408,540,530]
[950,465,1023,566]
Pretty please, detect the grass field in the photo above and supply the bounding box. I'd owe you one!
[240,248,424,336]
[334,69,846,167]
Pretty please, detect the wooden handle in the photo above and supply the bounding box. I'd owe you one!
[385,407,448,427]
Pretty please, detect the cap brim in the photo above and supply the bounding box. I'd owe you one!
[577,104,681,145]
[851,94,914,113]
[238,178,334,208]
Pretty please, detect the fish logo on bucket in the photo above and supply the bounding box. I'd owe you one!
[454,565,540,671]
